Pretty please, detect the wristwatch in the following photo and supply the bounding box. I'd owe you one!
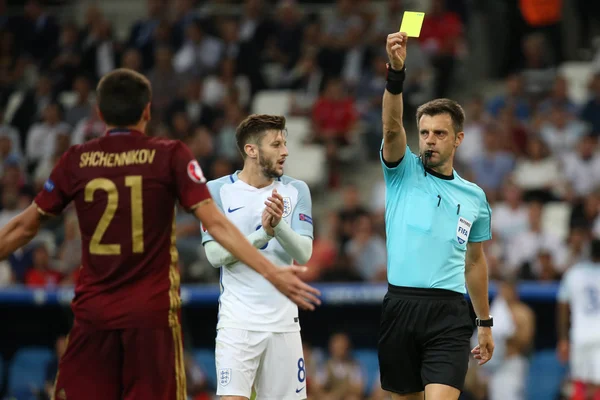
[475,316,493,327]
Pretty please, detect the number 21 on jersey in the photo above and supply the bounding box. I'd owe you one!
[85,176,144,255]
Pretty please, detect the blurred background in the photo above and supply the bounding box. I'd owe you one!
[0,0,598,399]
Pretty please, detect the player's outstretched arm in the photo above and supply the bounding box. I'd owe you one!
[0,204,45,260]
[382,32,408,164]
[204,227,272,267]
[194,201,321,310]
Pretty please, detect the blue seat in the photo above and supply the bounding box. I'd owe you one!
[525,349,568,400]
[8,347,54,400]
[194,349,217,389]
[354,349,379,395]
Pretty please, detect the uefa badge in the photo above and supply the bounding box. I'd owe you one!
[218,368,232,386]
[282,197,292,218]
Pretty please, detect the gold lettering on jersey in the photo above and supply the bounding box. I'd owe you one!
[79,150,157,168]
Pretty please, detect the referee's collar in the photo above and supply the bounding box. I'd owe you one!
[425,167,454,180]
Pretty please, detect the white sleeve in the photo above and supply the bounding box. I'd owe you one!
[204,227,273,268]
[273,220,313,264]
[557,271,572,304]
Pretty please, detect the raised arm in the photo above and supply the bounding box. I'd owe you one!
[194,200,320,310]
[382,32,408,164]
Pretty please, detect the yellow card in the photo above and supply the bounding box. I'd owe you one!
[399,11,425,37]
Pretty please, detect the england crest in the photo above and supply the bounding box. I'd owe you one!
[218,368,232,386]
[282,197,292,218]
[456,216,472,245]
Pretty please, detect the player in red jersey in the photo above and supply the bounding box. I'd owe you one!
[0,69,321,400]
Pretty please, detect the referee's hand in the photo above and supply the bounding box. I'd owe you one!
[386,32,407,70]
[471,328,495,365]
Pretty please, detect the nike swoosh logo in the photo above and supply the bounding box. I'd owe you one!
[228,206,244,213]
[295,387,305,393]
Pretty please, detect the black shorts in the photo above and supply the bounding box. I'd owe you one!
[378,284,473,395]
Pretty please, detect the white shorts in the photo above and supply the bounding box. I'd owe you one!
[215,328,306,400]
[571,344,600,384]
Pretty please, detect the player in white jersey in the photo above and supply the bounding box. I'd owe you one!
[201,114,314,400]
[557,238,600,400]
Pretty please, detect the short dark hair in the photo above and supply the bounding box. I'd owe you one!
[592,238,600,262]
[96,68,152,127]
[235,114,286,158]
[416,98,465,135]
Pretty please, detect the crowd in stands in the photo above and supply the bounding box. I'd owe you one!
[0,0,598,292]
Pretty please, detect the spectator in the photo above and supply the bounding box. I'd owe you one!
[25,101,70,169]
[173,19,223,76]
[580,72,600,136]
[127,0,167,70]
[147,45,184,121]
[512,136,564,202]
[344,214,387,282]
[539,104,587,159]
[519,32,557,99]
[313,333,364,400]
[491,180,530,243]
[469,126,515,202]
[506,201,567,278]
[64,75,93,127]
[457,95,488,168]
[166,76,216,131]
[24,243,63,288]
[561,134,600,201]
[71,103,105,145]
[9,74,55,141]
[202,57,251,110]
[81,18,119,80]
[486,73,530,123]
[482,278,535,400]
[419,0,464,98]
[537,75,579,117]
[50,22,82,92]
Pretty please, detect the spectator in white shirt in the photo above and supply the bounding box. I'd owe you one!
[25,102,70,168]
[513,136,564,202]
[506,201,568,277]
[561,134,600,201]
[492,180,530,243]
[173,19,223,76]
[540,104,588,158]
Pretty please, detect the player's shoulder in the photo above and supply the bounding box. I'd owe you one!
[279,175,310,193]
[206,175,236,195]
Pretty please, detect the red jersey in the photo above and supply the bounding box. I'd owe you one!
[34,129,211,329]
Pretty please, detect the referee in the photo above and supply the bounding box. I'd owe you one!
[378,32,495,400]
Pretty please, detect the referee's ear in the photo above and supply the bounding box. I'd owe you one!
[454,131,465,148]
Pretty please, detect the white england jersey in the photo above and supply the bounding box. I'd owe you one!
[557,262,600,346]
[201,172,314,333]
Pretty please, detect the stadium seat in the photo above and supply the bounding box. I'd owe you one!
[251,91,292,116]
[354,349,379,395]
[285,117,312,145]
[8,347,54,400]
[283,144,327,189]
[194,349,217,389]
[525,349,568,400]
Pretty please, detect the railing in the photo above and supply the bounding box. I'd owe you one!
[0,281,560,306]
